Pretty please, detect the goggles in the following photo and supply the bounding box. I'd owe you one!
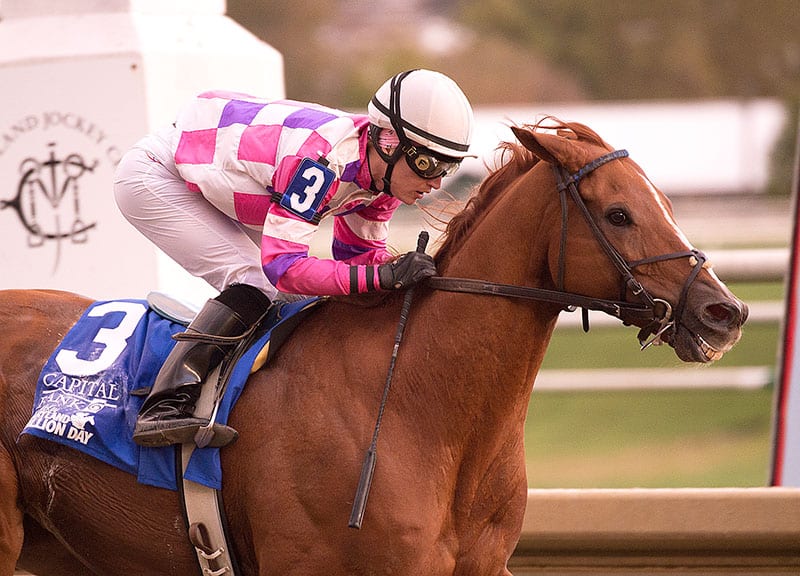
[401,144,461,179]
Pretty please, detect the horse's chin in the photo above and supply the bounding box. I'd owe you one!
[669,326,728,363]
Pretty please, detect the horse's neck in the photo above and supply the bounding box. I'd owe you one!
[410,168,560,436]
[411,292,557,433]
[445,297,557,376]
[442,164,555,290]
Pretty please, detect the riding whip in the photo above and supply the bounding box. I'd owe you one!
[348,231,429,529]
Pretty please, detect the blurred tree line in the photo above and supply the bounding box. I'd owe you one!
[227,0,798,194]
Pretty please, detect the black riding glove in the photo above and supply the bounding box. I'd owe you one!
[378,251,437,290]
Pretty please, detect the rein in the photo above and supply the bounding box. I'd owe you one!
[425,276,654,322]
[427,148,709,347]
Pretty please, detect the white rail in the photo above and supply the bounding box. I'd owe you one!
[535,366,772,391]
[710,248,788,282]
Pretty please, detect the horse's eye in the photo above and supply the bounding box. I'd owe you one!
[607,209,629,227]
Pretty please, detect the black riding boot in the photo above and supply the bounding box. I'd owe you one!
[133,284,271,447]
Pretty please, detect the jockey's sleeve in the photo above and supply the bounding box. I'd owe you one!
[260,223,390,295]
[261,172,401,296]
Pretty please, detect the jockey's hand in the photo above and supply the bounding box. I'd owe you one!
[378,251,437,290]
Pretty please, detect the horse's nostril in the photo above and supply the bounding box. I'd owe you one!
[705,301,745,327]
[740,301,750,324]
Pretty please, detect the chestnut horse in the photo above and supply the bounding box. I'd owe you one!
[3,120,747,575]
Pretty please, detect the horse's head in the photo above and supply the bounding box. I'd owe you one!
[508,120,748,363]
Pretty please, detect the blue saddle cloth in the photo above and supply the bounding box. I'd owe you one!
[20,297,318,491]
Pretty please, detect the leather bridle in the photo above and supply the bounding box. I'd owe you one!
[427,149,709,348]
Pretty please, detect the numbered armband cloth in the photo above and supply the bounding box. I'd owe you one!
[270,157,336,225]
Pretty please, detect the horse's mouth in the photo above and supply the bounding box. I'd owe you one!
[666,325,732,363]
[643,296,746,364]
[695,333,724,362]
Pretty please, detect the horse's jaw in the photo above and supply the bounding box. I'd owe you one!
[667,308,747,364]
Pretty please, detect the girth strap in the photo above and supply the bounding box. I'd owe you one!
[179,365,239,576]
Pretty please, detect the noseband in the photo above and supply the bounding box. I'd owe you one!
[427,149,709,348]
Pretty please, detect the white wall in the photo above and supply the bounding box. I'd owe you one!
[0,0,283,305]
[462,99,787,196]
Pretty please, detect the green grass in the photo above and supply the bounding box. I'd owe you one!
[525,281,783,488]
[541,321,779,370]
[727,280,785,302]
[524,387,774,488]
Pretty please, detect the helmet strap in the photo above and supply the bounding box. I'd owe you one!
[368,71,430,196]
[372,163,394,196]
[368,125,404,196]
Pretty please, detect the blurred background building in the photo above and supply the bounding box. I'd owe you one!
[227,0,798,200]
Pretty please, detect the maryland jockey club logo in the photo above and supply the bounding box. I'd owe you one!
[2,142,97,248]
[0,111,122,273]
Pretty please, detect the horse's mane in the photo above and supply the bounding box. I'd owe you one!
[435,117,608,268]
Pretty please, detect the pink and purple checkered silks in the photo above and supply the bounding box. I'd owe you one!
[172,91,401,296]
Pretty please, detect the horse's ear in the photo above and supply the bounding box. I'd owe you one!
[512,125,580,167]
[510,125,558,164]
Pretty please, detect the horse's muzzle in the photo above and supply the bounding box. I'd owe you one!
[673,297,748,363]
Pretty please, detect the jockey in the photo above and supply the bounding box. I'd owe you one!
[113,69,475,447]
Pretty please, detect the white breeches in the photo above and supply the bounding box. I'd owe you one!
[113,127,278,299]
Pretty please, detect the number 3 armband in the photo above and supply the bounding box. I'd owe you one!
[272,157,336,224]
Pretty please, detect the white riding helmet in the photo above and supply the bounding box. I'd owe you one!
[368,69,474,159]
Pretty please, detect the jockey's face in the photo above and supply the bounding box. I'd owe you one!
[388,152,443,205]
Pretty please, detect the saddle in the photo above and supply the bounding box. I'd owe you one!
[147,291,321,377]
[23,292,324,485]
[136,293,323,447]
